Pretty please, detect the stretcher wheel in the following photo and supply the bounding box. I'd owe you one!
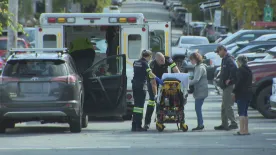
[180,123,188,132]
[156,123,165,132]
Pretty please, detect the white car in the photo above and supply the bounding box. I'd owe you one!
[270,78,276,108]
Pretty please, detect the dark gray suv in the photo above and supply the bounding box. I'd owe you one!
[0,50,85,133]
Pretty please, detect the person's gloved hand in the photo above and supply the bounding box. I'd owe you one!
[155,77,164,85]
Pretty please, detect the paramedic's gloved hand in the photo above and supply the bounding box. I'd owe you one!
[155,77,164,85]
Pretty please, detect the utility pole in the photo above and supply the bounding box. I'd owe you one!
[45,0,52,13]
[7,0,18,55]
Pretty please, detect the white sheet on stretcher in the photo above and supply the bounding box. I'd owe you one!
[161,73,189,90]
[156,73,190,104]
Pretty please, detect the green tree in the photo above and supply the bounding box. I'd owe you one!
[223,0,276,29]
[0,0,23,34]
[181,0,207,21]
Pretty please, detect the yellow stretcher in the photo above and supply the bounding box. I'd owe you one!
[155,73,189,132]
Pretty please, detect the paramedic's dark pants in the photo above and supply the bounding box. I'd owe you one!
[145,80,158,125]
[132,81,146,128]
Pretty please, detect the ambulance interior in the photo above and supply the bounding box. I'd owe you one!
[44,25,166,75]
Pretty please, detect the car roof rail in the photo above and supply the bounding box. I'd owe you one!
[8,48,68,58]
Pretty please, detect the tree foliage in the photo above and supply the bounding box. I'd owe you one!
[223,0,276,28]
[0,0,23,34]
[52,0,111,13]
[181,0,206,21]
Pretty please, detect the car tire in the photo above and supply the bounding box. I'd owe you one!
[6,121,15,128]
[256,85,276,119]
[122,114,132,120]
[69,95,83,133]
[0,121,7,133]
[82,114,88,128]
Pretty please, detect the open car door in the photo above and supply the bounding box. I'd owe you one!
[82,54,126,117]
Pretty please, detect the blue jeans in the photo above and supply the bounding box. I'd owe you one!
[195,98,205,127]
[236,99,250,116]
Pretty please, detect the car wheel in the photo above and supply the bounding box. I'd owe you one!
[122,114,132,120]
[6,121,15,128]
[0,121,7,133]
[256,85,276,119]
[82,114,88,128]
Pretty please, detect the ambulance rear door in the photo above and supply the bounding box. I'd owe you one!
[37,26,63,48]
[147,21,171,57]
[120,24,149,104]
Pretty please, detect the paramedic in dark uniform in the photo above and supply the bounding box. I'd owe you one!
[132,50,164,132]
[144,52,180,129]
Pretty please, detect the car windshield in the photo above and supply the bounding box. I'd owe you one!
[91,38,107,53]
[2,59,68,77]
[0,40,26,50]
[23,29,35,43]
[263,52,276,60]
[181,38,208,45]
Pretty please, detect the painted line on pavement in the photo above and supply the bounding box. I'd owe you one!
[262,133,276,135]
[0,146,131,151]
[253,127,276,130]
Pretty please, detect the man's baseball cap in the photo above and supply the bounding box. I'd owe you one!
[215,45,227,53]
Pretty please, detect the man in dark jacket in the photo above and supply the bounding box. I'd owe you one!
[214,45,238,130]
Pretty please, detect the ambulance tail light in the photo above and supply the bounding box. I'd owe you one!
[127,17,136,23]
[119,18,127,23]
[48,18,56,23]
[109,17,118,23]
[67,17,75,23]
[57,18,66,23]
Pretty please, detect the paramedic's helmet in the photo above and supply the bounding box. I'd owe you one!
[141,49,152,58]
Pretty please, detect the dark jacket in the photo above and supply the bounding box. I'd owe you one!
[232,65,253,100]
[219,53,237,89]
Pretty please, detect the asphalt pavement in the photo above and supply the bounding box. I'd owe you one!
[0,1,276,155]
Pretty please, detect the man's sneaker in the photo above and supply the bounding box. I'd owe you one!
[229,124,238,129]
[143,124,150,130]
[192,126,204,131]
[214,125,230,131]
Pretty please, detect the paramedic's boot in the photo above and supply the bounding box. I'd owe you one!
[144,100,155,130]
[136,122,147,132]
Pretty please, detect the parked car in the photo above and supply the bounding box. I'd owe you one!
[168,1,182,11]
[0,56,3,74]
[169,7,187,21]
[254,33,276,41]
[269,78,276,108]
[183,21,206,36]
[165,0,180,9]
[0,48,127,133]
[0,37,30,57]
[172,13,186,28]
[111,0,123,6]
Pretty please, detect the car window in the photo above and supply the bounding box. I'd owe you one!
[128,34,142,59]
[0,40,26,50]
[150,30,165,55]
[236,34,255,42]
[2,59,68,77]
[84,55,123,77]
[268,38,276,41]
[180,38,209,45]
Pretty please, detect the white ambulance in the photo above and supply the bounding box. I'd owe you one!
[36,13,172,119]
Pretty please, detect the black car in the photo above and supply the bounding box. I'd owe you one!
[0,49,127,133]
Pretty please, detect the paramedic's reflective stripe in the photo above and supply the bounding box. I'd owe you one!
[169,62,177,68]
[133,107,143,113]
[146,68,151,72]
[149,73,154,79]
[148,100,155,106]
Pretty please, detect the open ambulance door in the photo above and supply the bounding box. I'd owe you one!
[37,26,63,48]
[120,25,149,109]
[82,54,126,117]
[147,21,171,57]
